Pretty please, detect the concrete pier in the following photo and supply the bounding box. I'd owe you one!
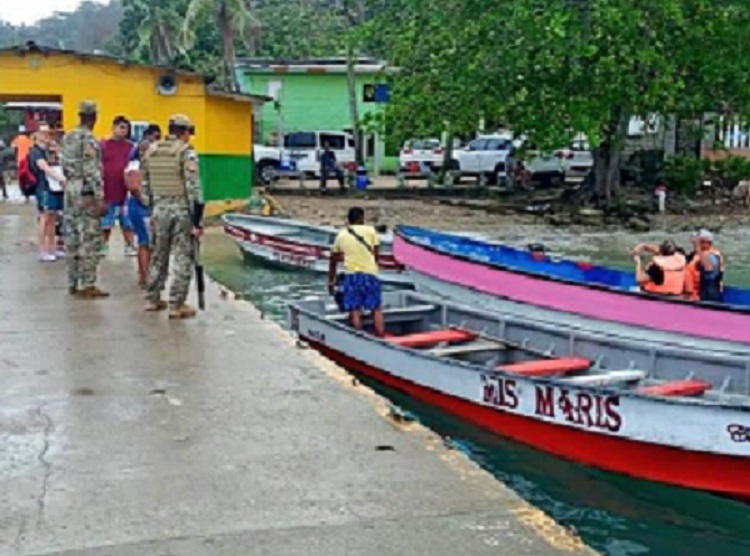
[0,202,594,556]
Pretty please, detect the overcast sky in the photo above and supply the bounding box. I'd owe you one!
[2,0,105,26]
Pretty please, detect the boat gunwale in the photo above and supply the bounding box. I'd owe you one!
[223,213,395,250]
[289,293,750,412]
[395,226,750,317]
[408,267,750,355]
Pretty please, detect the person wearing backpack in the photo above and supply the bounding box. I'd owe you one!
[327,206,385,336]
[13,128,35,202]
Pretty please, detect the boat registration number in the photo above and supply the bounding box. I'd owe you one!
[271,251,315,268]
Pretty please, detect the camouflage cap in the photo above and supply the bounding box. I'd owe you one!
[169,114,192,127]
[79,100,98,115]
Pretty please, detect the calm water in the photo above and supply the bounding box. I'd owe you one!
[202,231,750,556]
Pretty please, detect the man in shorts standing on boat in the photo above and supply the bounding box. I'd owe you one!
[328,206,385,336]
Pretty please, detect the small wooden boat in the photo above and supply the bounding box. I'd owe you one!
[395,225,750,345]
[223,214,411,285]
[289,291,750,499]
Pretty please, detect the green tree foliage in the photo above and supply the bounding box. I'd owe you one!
[500,0,750,199]
[252,0,350,59]
[367,0,750,200]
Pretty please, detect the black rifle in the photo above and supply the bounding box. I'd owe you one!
[193,230,205,310]
[182,179,205,311]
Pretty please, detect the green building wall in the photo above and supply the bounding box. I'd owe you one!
[237,72,383,143]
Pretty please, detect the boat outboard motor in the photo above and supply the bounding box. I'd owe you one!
[528,243,546,253]
[528,243,547,262]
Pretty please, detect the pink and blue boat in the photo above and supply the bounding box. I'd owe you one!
[394,226,750,346]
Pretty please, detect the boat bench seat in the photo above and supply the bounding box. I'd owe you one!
[388,329,478,348]
[498,357,592,377]
[561,369,648,387]
[637,379,711,397]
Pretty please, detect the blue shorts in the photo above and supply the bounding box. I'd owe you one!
[45,191,64,212]
[341,273,382,312]
[127,196,151,246]
[102,202,132,230]
[36,187,64,213]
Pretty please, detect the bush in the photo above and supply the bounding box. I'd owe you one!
[708,155,750,190]
[663,155,707,195]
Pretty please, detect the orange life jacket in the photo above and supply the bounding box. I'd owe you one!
[642,253,686,296]
[685,257,700,301]
[684,248,724,300]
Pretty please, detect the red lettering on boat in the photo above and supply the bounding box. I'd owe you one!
[481,376,518,410]
[594,395,606,429]
[558,389,575,422]
[604,397,622,432]
[535,385,556,418]
[576,392,594,428]
[504,379,519,409]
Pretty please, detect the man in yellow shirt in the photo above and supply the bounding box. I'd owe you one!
[328,207,385,336]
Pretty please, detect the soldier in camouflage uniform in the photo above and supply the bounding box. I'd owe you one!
[143,114,204,319]
[62,101,109,298]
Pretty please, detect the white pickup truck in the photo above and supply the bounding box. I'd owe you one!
[449,132,593,187]
[449,133,514,185]
[254,131,356,184]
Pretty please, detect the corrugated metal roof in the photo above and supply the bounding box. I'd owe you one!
[0,41,206,80]
[0,42,271,103]
[235,57,396,75]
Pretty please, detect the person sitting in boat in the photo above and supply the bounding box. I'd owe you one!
[631,239,686,296]
[685,229,724,303]
[328,207,385,336]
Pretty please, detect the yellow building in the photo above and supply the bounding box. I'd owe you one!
[0,42,268,202]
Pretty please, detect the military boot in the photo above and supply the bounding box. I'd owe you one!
[145,300,168,312]
[168,304,197,320]
[75,286,110,299]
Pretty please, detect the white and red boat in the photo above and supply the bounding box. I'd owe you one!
[289,291,750,499]
[223,213,411,285]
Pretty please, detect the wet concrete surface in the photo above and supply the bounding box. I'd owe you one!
[0,203,594,556]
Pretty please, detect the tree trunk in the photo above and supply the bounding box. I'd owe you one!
[219,3,239,91]
[592,115,630,205]
[346,41,364,167]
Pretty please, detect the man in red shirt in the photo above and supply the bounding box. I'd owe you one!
[101,116,135,256]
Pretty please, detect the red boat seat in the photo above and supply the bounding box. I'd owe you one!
[637,379,711,397]
[388,329,478,348]
[498,357,592,377]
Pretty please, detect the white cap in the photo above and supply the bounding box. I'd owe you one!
[695,229,714,243]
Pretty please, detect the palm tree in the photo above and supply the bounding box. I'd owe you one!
[127,0,182,64]
[180,0,261,91]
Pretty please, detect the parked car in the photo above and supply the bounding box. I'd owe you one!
[254,130,356,184]
[557,139,594,183]
[507,138,594,188]
[399,138,444,173]
[449,133,514,184]
[508,145,565,187]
